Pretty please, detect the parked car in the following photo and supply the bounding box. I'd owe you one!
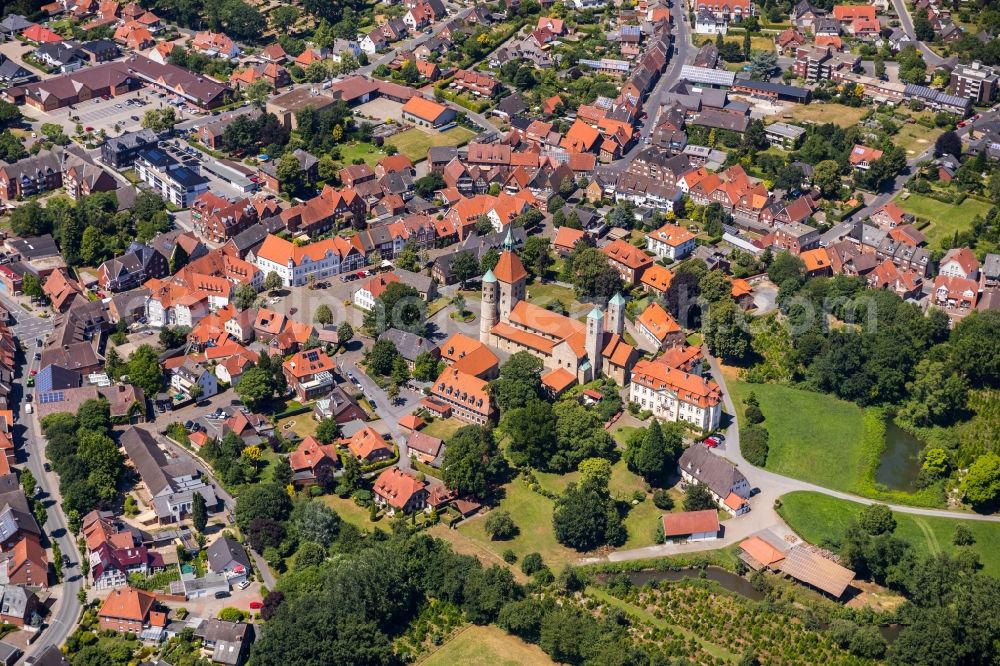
[33,352,40,360]
[214,591,230,599]
[249,600,263,610]
[704,437,719,448]
[184,420,194,430]
[237,580,251,590]
[24,394,32,402]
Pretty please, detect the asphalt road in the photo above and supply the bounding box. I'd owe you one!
[0,294,82,662]
[891,0,945,67]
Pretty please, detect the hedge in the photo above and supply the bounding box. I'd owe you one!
[272,405,312,420]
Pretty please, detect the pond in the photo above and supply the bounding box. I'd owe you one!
[595,566,766,602]
[875,420,926,492]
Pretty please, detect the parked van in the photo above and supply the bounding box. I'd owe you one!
[24,404,32,414]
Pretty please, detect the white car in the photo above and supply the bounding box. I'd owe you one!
[237,580,251,590]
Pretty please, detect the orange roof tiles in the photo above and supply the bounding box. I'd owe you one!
[402,95,450,123]
[561,119,601,153]
[648,223,696,247]
[440,333,499,377]
[801,248,831,272]
[636,302,680,343]
[641,264,673,293]
[493,250,528,284]
[256,234,363,267]
[374,467,427,509]
[541,367,576,393]
[603,239,654,271]
[289,435,338,472]
[661,509,719,537]
[432,367,492,417]
[553,226,585,251]
[631,358,722,409]
[99,586,154,622]
[282,348,334,379]
[833,4,876,21]
[345,425,393,460]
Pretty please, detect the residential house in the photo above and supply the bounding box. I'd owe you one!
[939,247,979,279]
[646,223,696,260]
[344,425,394,464]
[378,328,438,370]
[603,239,654,284]
[134,148,208,207]
[431,367,493,424]
[192,31,239,59]
[289,436,339,487]
[100,129,159,169]
[661,509,721,542]
[373,467,428,514]
[636,302,684,350]
[252,233,365,287]
[193,619,256,666]
[401,96,456,127]
[171,359,218,400]
[313,386,366,424]
[678,444,751,512]
[206,537,251,586]
[282,349,335,401]
[98,586,154,633]
[848,144,883,170]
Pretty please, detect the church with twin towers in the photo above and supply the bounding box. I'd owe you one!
[479,234,638,387]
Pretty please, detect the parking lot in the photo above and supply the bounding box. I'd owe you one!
[30,87,192,135]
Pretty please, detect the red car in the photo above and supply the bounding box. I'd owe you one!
[249,601,263,610]
[29,369,37,376]
[704,437,719,448]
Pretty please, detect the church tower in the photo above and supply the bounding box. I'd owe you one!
[607,293,625,336]
[586,306,604,381]
[480,268,497,343]
[492,232,527,321]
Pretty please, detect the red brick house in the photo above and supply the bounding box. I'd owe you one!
[98,586,155,633]
[373,467,428,514]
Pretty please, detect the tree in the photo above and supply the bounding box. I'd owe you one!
[276,151,306,196]
[141,107,177,133]
[233,283,257,310]
[913,10,935,41]
[192,492,208,533]
[21,273,44,300]
[812,159,842,197]
[748,50,777,80]
[578,457,613,489]
[264,271,283,293]
[901,359,968,426]
[364,282,425,336]
[484,510,517,540]
[741,425,769,466]
[341,454,362,494]
[442,426,498,498]
[413,352,441,382]
[366,340,398,376]
[663,271,700,327]
[767,251,807,287]
[235,366,274,409]
[272,456,292,487]
[234,483,293,531]
[269,5,299,30]
[953,523,975,546]
[520,236,552,279]
[315,418,340,444]
[742,30,751,58]
[624,421,682,485]
[244,78,273,109]
[290,500,341,544]
[552,479,624,551]
[336,322,354,349]
[21,469,36,497]
[934,130,961,159]
[775,165,804,192]
[414,172,445,199]
[567,246,623,298]
[961,453,1000,507]
[314,304,333,325]
[699,269,733,304]
[503,399,556,469]
[704,299,751,361]
[682,483,717,511]
[490,352,542,411]
[858,503,897,535]
[451,251,479,289]
[127,345,164,396]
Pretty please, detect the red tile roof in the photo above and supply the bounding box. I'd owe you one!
[661,509,720,537]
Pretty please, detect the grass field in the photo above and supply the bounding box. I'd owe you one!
[421,417,466,442]
[778,491,1000,576]
[453,480,579,569]
[274,414,317,441]
[895,193,994,251]
[782,103,867,128]
[334,141,387,169]
[386,126,477,163]
[525,283,587,315]
[729,380,876,493]
[893,121,944,158]
[322,494,379,531]
[421,625,554,666]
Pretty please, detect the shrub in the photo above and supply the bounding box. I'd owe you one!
[502,549,517,564]
[741,425,769,467]
[744,404,764,424]
[520,552,543,575]
[652,489,674,510]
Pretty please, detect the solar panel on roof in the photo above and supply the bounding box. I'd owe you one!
[40,391,65,404]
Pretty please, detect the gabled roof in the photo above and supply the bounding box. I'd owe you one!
[661,509,719,537]
[99,586,154,622]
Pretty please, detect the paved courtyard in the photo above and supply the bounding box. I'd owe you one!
[354,97,405,124]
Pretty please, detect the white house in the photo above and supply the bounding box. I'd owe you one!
[171,360,218,400]
[695,7,728,34]
[251,234,365,287]
[661,509,721,542]
[938,247,979,280]
[646,223,697,261]
[361,28,387,54]
[629,358,722,432]
[330,39,362,63]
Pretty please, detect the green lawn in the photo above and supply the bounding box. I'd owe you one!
[421,417,466,442]
[729,381,876,493]
[334,140,387,169]
[778,491,1000,576]
[893,121,944,158]
[322,494,380,532]
[895,193,994,251]
[454,480,579,570]
[386,126,476,163]
[423,625,554,666]
[274,414,318,441]
[524,282,586,315]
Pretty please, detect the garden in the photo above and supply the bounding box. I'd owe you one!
[894,192,993,251]
[385,126,477,162]
[422,624,555,666]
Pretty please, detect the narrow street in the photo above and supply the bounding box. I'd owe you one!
[0,292,82,661]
